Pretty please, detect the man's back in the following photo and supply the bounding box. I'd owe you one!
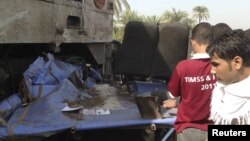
[168,56,216,133]
[163,22,214,141]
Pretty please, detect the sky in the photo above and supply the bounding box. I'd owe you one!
[126,0,250,30]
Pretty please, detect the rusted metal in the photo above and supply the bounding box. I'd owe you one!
[135,96,163,119]
[0,0,113,45]
[94,0,105,9]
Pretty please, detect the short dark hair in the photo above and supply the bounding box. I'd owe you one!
[206,31,250,66]
[191,22,213,45]
[244,28,250,40]
[213,23,232,40]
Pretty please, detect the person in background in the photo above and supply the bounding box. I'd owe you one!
[213,23,232,40]
[207,31,250,124]
[244,28,250,40]
[167,22,232,108]
[162,22,216,141]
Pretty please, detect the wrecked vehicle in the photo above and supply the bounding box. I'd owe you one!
[0,0,114,99]
[0,0,190,141]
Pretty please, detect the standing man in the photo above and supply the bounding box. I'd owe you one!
[163,22,216,141]
[207,31,250,124]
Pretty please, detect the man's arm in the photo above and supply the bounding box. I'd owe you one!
[162,91,180,108]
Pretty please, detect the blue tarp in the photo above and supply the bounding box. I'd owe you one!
[131,80,167,95]
[0,54,175,140]
[22,53,84,101]
[6,79,90,136]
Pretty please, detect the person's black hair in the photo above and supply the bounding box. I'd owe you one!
[191,22,213,45]
[212,23,232,40]
[244,28,250,40]
[206,30,250,66]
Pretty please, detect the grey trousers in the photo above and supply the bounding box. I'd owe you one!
[177,128,207,141]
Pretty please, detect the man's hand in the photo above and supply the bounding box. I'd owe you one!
[162,99,177,109]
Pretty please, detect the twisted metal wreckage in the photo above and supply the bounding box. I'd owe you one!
[0,53,175,141]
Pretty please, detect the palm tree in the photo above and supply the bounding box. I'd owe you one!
[142,15,162,24]
[118,10,142,26]
[113,0,131,19]
[161,8,188,23]
[182,18,197,28]
[192,6,210,23]
[113,10,142,42]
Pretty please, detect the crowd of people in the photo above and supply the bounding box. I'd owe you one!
[163,22,250,141]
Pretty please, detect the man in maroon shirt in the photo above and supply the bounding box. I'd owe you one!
[163,22,216,141]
